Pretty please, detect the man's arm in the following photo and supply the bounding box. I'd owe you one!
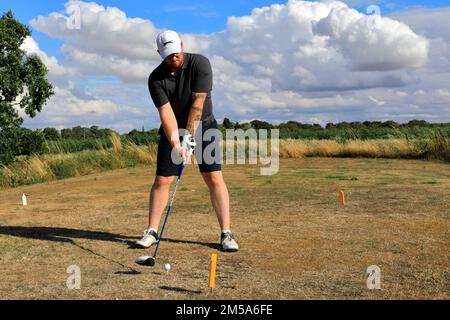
[158,102,180,148]
[186,92,207,135]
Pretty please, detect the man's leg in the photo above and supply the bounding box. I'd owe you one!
[201,171,230,230]
[148,175,174,229]
[136,175,174,248]
[202,170,239,251]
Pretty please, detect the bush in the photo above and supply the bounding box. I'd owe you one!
[18,128,45,156]
[0,129,17,165]
[0,128,45,165]
[48,160,77,179]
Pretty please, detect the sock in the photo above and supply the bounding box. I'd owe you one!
[148,228,158,235]
[221,229,231,235]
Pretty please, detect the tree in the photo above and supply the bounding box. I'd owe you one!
[250,120,274,130]
[61,128,73,139]
[43,127,60,140]
[0,10,54,164]
[222,117,234,129]
[408,120,429,127]
[89,125,100,138]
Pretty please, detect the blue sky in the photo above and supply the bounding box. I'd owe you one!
[1,0,448,57]
[2,0,450,131]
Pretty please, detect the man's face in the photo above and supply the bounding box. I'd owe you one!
[164,51,184,70]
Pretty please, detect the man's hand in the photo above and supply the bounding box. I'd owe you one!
[181,134,196,162]
[173,143,186,163]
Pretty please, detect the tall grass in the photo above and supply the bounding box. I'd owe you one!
[0,135,158,188]
[420,130,450,162]
[279,139,423,159]
[1,134,448,188]
[43,138,112,154]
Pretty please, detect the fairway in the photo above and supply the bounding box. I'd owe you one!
[0,158,449,299]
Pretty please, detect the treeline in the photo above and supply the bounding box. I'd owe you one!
[42,126,117,140]
[221,118,450,140]
[37,119,450,142]
[222,118,449,130]
[1,120,450,166]
[42,126,160,154]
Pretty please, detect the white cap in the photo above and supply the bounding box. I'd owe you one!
[156,30,182,59]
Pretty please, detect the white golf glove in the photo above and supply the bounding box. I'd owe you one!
[181,134,196,158]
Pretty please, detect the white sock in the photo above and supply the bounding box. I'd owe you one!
[148,228,158,234]
[221,229,231,234]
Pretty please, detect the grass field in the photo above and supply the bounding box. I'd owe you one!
[0,158,449,299]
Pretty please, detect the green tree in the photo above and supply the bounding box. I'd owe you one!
[0,10,54,164]
[43,127,60,140]
[61,128,73,139]
[222,117,234,129]
[250,120,274,130]
[89,125,100,138]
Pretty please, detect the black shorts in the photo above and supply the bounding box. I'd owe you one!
[156,119,222,177]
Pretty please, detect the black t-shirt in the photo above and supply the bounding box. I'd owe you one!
[148,53,215,132]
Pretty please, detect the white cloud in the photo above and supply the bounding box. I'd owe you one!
[21,1,450,132]
[20,37,71,77]
[390,7,450,41]
[31,1,159,60]
[368,95,385,106]
[22,84,145,131]
[313,5,429,71]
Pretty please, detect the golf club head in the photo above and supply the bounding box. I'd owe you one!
[135,255,156,266]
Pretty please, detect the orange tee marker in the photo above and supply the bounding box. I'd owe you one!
[209,253,217,289]
[339,191,346,205]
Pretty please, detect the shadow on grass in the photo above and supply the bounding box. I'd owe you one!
[163,238,222,251]
[128,237,221,251]
[160,286,202,294]
[0,226,138,245]
[0,226,141,275]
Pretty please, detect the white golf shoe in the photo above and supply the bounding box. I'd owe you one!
[135,229,158,248]
[221,232,239,252]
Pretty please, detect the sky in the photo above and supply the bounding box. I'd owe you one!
[1,0,449,133]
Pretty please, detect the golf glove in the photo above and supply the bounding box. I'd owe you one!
[181,134,196,157]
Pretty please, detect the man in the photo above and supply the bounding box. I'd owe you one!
[135,30,239,252]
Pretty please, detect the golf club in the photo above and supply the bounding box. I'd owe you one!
[136,160,186,267]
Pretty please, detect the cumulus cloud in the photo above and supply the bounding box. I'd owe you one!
[313,5,429,71]
[23,0,450,131]
[31,1,159,60]
[20,36,71,77]
[390,7,450,41]
[22,83,145,132]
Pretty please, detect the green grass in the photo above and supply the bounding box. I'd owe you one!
[421,180,438,185]
[325,175,358,180]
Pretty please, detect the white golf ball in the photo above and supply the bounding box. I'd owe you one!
[164,263,171,271]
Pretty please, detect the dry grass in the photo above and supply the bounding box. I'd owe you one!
[0,140,157,188]
[1,137,448,188]
[0,158,449,299]
[111,133,123,153]
[279,139,423,159]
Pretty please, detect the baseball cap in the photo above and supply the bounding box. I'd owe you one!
[156,30,182,59]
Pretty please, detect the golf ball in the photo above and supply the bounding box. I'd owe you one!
[164,263,171,271]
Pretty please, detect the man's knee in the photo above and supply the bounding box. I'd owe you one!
[153,175,175,188]
[203,171,225,188]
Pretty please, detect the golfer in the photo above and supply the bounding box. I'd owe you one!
[136,30,239,252]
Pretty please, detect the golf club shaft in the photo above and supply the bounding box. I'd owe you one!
[152,161,186,258]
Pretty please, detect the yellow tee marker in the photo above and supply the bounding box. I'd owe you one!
[339,191,346,205]
[209,253,217,289]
